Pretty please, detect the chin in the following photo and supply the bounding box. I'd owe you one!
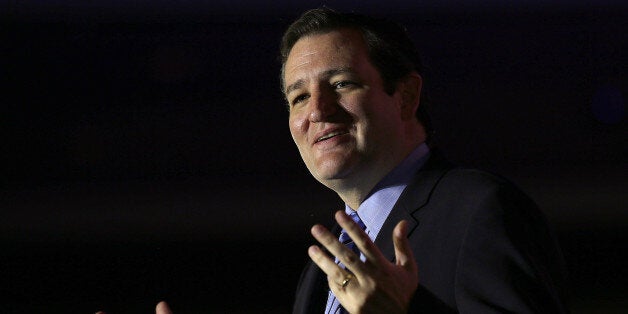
[304,150,360,182]
[310,162,355,184]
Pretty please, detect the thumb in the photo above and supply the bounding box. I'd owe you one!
[393,220,418,274]
[156,301,173,314]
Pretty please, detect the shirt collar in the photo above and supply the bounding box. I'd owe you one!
[345,143,430,240]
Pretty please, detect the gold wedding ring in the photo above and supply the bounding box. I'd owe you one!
[341,273,354,288]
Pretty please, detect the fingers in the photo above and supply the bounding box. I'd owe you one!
[310,224,364,270]
[309,224,366,274]
[308,244,346,276]
[310,212,417,286]
[393,220,417,274]
[334,211,386,267]
[156,301,173,314]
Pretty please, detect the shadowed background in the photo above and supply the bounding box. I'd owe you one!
[2,1,626,313]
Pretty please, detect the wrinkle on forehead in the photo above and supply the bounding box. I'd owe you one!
[288,54,316,74]
[297,50,318,58]
[286,49,320,75]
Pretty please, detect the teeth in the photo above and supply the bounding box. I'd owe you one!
[317,131,347,142]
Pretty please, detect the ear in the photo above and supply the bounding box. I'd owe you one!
[398,73,422,121]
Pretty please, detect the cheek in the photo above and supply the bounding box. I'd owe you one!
[288,113,307,141]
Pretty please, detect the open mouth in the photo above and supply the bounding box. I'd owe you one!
[315,130,349,143]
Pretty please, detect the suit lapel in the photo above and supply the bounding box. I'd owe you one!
[292,259,329,314]
[293,225,342,314]
[374,151,453,261]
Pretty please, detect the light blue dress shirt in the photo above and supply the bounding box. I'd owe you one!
[325,143,431,314]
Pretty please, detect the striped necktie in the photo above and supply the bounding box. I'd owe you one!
[326,211,367,314]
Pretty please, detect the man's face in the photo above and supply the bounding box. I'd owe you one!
[284,29,406,187]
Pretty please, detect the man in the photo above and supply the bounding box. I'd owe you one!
[282,8,568,314]
[141,8,567,314]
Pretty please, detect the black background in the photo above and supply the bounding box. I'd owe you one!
[3,1,627,313]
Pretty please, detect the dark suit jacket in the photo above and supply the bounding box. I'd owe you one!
[293,153,568,313]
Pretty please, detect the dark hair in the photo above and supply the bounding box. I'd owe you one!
[280,7,433,137]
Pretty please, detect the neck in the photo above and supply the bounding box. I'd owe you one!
[334,143,424,210]
[334,179,382,210]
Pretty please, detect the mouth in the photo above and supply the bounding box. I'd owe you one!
[315,130,349,143]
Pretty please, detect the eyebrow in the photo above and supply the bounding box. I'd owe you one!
[285,79,304,96]
[284,68,353,96]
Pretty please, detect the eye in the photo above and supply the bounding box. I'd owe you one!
[332,81,356,89]
[290,93,309,106]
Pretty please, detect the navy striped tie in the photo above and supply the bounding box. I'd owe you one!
[327,211,367,314]
[337,212,367,268]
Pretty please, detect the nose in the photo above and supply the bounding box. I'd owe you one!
[308,87,337,122]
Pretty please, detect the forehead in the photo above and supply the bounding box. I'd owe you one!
[283,29,370,89]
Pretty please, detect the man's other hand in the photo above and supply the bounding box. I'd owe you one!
[95,300,172,314]
[155,301,172,314]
